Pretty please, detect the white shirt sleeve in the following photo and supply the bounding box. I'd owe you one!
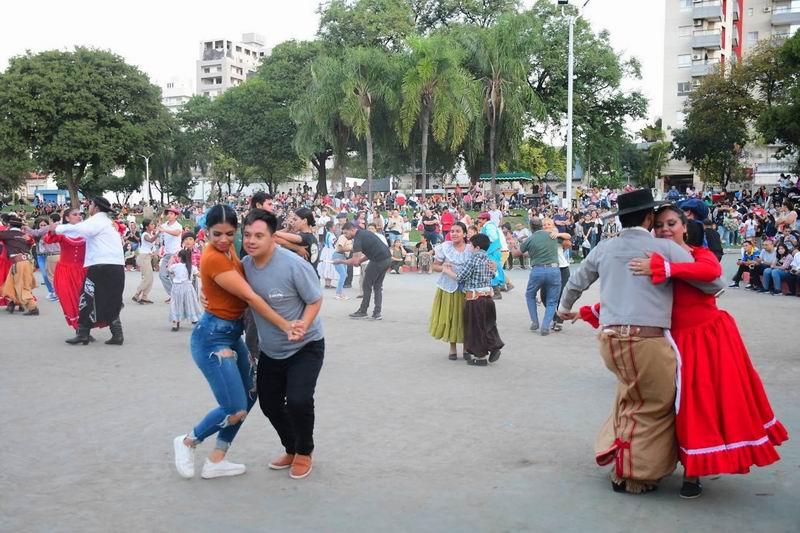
[56,214,104,238]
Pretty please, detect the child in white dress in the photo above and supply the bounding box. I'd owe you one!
[168,248,202,331]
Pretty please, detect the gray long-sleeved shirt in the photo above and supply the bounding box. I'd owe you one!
[558,227,726,329]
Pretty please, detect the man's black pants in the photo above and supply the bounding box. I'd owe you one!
[257,339,324,456]
[358,258,391,316]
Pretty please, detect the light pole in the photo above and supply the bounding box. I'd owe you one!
[560,0,592,209]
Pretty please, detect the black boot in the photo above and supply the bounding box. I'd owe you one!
[105,319,124,345]
[23,307,39,316]
[6,302,15,314]
[65,326,91,345]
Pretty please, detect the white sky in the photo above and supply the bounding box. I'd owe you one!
[0,0,664,124]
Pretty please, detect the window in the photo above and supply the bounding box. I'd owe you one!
[747,7,753,16]
[203,91,209,97]
[203,67,210,74]
[676,111,687,127]
[166,82,174,89]
[236,46,242,52]
[677,82,692,96]
[679,25,692,37]
[678,54,691,68]
[747,31,759,44]
[679,0,691,11]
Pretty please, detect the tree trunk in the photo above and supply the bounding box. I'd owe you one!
[489,119,497,199]
[365,127,374,205]
[420,103,430,201]
[65,167,79,209]
[313,154,329,196]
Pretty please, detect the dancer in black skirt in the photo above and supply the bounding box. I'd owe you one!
[443,233,504,366]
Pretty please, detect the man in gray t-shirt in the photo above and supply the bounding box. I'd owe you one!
[241,208,324,480]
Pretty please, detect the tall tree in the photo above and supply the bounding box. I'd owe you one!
[754,33,800,172]
[318,0,416,51]
[398,35,478,199]
[339,47,398,201]
[0,48,164,207]
[672,66,755,187]
[460,13,540,196]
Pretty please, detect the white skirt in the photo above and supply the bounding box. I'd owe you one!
[317,247,339,280]
[170,282,203,323]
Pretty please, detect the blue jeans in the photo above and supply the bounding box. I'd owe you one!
[763,268,777,292]
[36,255,54,294]
[333,252,348,295]
[717,226,729,245]
[770,270,797,295]
[188,313,255,451]
[525,266,562,331]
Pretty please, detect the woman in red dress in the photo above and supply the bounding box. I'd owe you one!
[44,209,95,335]
[578,206,788,498]
[630,206,788,497]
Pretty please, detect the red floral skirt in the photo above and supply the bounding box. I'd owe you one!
[0,256,10,306]
[673,311,788,477]
[53,263,87,329]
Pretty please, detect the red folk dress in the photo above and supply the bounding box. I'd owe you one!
[650,247,788,477]
[44,232,87,329]
[0,229,10,307]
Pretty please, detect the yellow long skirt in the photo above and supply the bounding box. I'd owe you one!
[428,288,465,344]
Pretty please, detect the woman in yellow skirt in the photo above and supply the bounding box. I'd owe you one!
[429,222,470,360]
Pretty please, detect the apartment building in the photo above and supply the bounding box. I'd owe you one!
[661,0,800,190]
[160,77,194,114]
[196,33,267,98]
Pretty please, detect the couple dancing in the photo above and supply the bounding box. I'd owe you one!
[558,189,788,497]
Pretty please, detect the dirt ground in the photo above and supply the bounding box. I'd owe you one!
[1,256,797,532]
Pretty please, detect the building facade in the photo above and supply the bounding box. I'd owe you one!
[160,77,194,114]
[661,0,800,190]
[196,33,267,98]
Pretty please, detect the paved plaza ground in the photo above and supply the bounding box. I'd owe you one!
[1,255,798,532]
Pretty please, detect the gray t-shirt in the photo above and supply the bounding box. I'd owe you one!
[242,247,324,359]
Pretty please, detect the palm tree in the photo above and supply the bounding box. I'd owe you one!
[339,47,398,203]
[398,35,479,199]
[462,14,540,197]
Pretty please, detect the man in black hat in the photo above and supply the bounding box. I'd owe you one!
[55,197,126,345]
[557,189,725,495]
[0,214,39,315]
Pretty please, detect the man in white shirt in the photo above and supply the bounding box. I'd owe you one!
[56,197,126,346]
[158,207,183,300]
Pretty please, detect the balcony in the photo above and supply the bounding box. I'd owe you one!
[733,1,739,20]
[732,30,739,47]
[772,5,800,25]
[691,59,718,77]
[693,0,723,21]
[692,29,722,49]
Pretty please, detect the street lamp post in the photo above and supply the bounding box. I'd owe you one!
[560,0,592,209]
[140,154,152,204]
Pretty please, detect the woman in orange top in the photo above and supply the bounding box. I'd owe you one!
[172,204,303,480]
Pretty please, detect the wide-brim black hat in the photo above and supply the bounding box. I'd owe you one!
[604,189,665,219]
[91,196,115,214]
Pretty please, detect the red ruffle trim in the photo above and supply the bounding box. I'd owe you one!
[650,253,668,284]
[579,304,601,329]
[680,420,789,477]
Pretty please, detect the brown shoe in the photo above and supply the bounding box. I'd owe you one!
[290,454,313,479]
[268,453,294,470]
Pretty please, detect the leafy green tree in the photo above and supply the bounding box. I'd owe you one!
[0,120,31,194]
[410,0,518,32]
[398,35,478,199]
[214,77,306,194]
[511,138,565,181]
[339,47,399,200]
[754,33,800,172]
[672,66,754,187]
[318,0,416,51]
[0,48,165,207]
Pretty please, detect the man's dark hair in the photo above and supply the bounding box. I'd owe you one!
[342,222,356,231]
[243,208,277,234]
[49,213,61,223]
[470,233,490,251]
[250,192,272,209]
[530,218,543,231]
[619,209,651,229]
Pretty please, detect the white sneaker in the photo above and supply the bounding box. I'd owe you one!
[173,435,195,479]
[201,458,246,479]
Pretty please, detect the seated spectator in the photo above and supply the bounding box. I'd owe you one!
[762,244,789,295]
[389,239,409,274]
[415,234,434,274]
[751,238,776,291]
[729,239,760,289]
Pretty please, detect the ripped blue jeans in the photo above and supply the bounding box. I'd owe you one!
[188,312,255,451]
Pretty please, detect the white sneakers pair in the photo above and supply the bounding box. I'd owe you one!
[173,435,246,479]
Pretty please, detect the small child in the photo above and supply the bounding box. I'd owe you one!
[444,233,504,366]
[168,248,202,331]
